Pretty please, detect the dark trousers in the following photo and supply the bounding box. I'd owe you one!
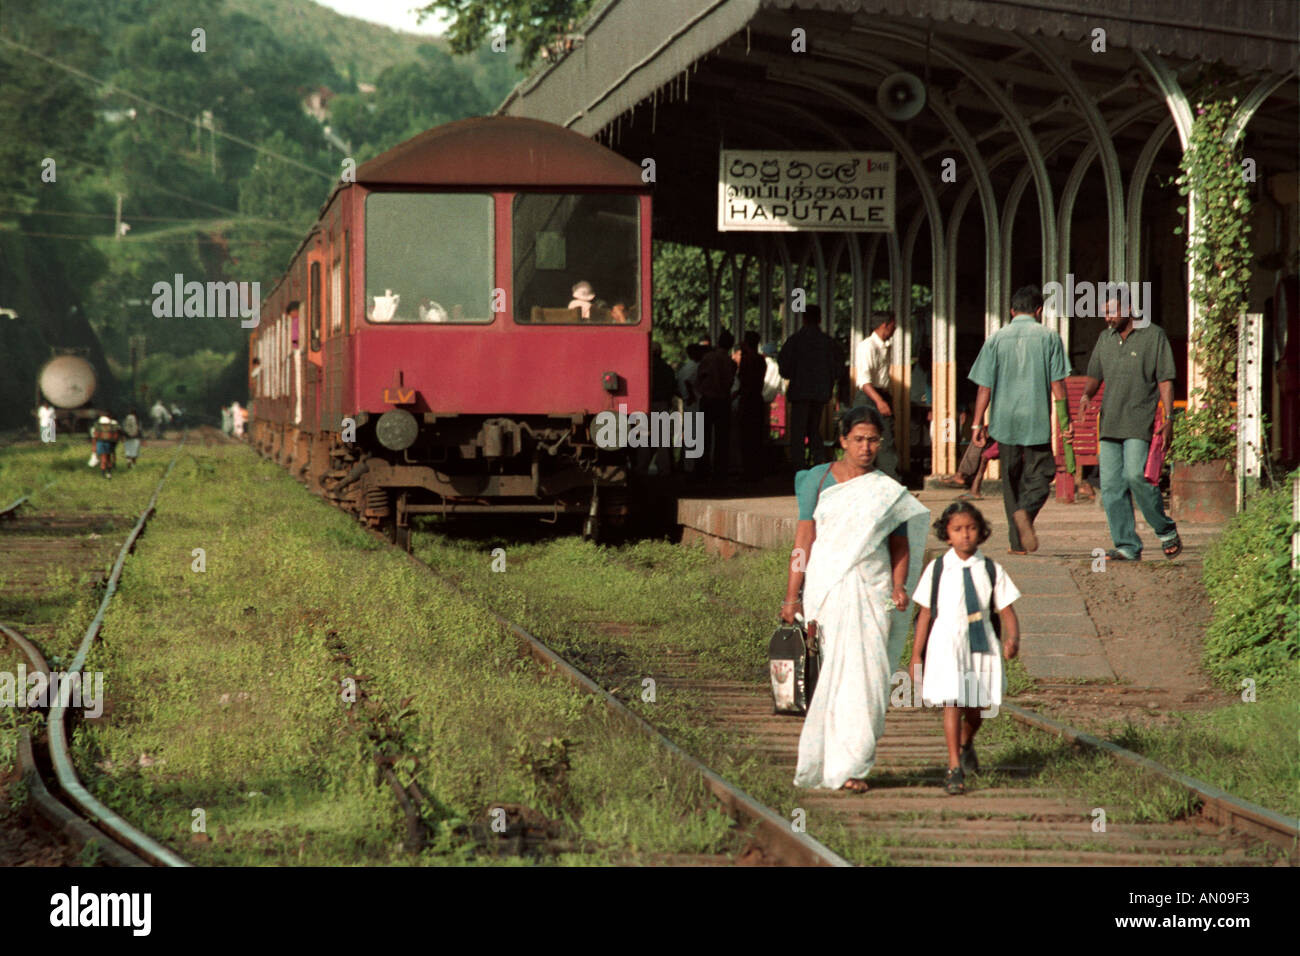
[788,399,828,469]
[700,396,731,480]
[739,396,766,477]
[998,442,1054,550]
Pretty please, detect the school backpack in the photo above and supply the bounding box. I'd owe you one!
[928,556,1001,640]
[93,421,121,443]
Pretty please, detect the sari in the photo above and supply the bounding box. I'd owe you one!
[793,469,930,789]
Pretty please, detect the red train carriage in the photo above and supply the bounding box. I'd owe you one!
[248,117,652,544]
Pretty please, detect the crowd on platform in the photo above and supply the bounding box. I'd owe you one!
[662,302,911,487]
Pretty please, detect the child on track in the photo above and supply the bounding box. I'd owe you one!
[911,501,1022,795]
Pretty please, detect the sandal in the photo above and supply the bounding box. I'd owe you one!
[841,778,869,793]
[1007,548,1027,556]
[1162,534,1183,560]
[1105,549,1140,562]
[943,767,965,795]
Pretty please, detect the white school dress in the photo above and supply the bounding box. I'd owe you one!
[911,548,1021,708]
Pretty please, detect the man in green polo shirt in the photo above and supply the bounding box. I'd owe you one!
[970,285,1071,553]
[1080,298,1181,561]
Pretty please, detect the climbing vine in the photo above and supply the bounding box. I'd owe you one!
[1170,95,1253,467]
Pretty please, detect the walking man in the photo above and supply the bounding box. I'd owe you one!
[969,285,1072,553]
[150,399,171,438]
[855,312,902,481]
[778,305,840,470]
[1081,299,1181,560]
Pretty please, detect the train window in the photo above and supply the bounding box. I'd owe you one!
[512,194,640,325]
[331,257,343,332]
[364,193,493,323]
[310,261,322,350]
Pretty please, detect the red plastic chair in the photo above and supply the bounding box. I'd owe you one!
[1054,376,1104,502]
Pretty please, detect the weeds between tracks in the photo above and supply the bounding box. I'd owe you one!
[14,443,745,865]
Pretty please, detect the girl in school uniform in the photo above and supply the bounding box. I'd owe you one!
[911,501,1022,795]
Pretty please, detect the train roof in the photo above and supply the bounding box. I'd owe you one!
[355,115,647,189]
[258,117,648,322]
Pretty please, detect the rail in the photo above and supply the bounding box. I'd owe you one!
[376,529,851,867]
[7,435,193,867]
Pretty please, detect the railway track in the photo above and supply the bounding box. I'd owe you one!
[0,440,191,867]
[403,532,1296,867]
[364,523,849,867]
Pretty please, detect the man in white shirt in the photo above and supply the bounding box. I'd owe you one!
[855,312,901,481]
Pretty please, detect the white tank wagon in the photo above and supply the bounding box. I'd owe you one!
[37,355,97,409]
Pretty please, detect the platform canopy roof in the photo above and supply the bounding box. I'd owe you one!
[498,0,1298,249]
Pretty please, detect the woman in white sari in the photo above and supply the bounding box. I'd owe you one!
[780,406,929,791]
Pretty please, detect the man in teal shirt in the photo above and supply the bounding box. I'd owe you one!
[1080,298,1180,561]
[969,285,1071,553]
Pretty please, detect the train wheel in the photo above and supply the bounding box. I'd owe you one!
[383,492,411,552]
[388,521,411,553]
[581,480,600,542]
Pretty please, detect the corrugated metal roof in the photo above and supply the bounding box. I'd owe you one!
[763,0,1299,73]
[499,0,764,134]
[499,0,1297,137]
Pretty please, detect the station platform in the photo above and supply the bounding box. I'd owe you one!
[676,477,1226,682]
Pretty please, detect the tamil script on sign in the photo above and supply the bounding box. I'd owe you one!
[718,150,895,232]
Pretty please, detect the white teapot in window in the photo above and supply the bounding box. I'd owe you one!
[371,289,400,322]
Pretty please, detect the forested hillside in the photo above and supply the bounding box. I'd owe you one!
[0,0,520,428]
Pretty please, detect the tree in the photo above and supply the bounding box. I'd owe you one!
[329,45,495,160]
[229,131,333,287]
[417,0,596,69]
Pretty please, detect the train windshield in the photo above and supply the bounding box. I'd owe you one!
[512,194,640,324]
[364,193,494,323]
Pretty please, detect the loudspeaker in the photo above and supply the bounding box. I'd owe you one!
[877,72,926,121]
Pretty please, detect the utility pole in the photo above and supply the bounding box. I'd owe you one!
[201,110,216,175]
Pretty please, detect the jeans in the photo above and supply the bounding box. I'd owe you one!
[998,442,1054,551]
[788,399,828,469]
[1098,438,1177,558]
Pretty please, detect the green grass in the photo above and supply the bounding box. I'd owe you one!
[5,437,1290,865]
[7,442,752,865]
[1101,682,1300,819]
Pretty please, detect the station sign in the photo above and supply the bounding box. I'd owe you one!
[718,150,895,232]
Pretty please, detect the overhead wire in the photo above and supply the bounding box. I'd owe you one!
[0,227,274,245]
[0,34,336,182]
[0,206,299,231]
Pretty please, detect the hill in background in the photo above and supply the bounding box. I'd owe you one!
[226,0,511,94]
